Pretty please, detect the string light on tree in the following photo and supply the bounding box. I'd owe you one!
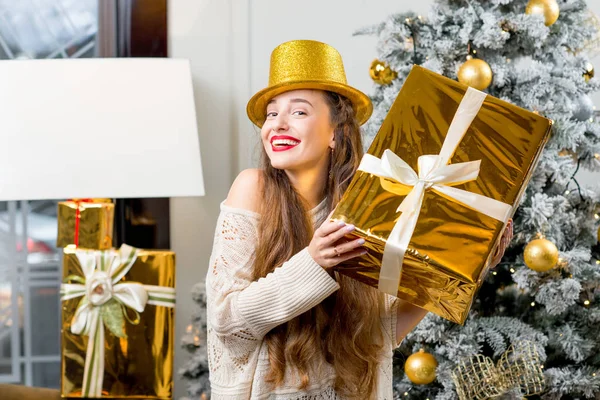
[524,238,559,272]
[584,62,595,82]
[558,148,577,162]
[525,0,560,26]
[404,349,438,385]
[369,59,397,85]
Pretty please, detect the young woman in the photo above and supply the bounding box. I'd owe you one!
[205,40,513,399]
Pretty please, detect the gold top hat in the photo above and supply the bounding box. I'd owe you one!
[246,40,373,127]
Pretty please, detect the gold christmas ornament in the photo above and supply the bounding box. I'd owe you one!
[525,0,560,26]
[524,238,559,272]
[597,225,600,243]
[457,57,493,91]
[369,59,397,85]
[405,349,438,385]
[584,62,595,82]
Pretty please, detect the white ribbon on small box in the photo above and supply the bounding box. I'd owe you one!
[357,87,513,296]
[60,244,175,397]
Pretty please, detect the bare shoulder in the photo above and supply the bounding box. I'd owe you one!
[224,169,262,213]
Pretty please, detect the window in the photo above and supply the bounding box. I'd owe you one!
[0,0,98,387]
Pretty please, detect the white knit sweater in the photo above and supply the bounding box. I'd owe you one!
[205,200,400,400]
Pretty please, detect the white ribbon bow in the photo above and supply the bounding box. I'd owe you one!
[357,87,513,296]
[60,244,176,397]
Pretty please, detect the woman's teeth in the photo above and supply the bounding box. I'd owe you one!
[272,139,300,146]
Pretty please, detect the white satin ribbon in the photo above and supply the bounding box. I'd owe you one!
[357,87,513,296]
[60,244,176,397]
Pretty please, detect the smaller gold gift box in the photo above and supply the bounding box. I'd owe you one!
[57,199,114,250]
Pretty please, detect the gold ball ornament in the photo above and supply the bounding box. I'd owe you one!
[457,57,493,91]
[404,349,438,385]
[524,238,559,272]
[584,62,595,82]
[525,0,560,26]
[369,59,397,85]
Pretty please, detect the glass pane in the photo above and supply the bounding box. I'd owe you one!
[30,286,60,357]
[0,282,15,376]
[25,200,61,359]
[0,202,20,381]
[33,362,60,388]
[0,0,97,60]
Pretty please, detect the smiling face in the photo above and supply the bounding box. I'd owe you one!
[261,89,335,172]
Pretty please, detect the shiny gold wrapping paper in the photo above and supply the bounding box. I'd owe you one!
[332,65,552,324]
[61,247,175,398]
[57,200,114,250]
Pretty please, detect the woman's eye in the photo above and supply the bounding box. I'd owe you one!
[266,111,277,118]
[293,110,307,116]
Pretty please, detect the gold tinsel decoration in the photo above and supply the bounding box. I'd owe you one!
[369,59,397,85]
[584,62,595,82]
[404,349,438,385]
[525,0,560,26]
[457,56,493,91]
[524,238,559,272]
[582,12,600,57]
[452,341,545,400]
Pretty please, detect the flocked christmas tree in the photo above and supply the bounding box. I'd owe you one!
[179,282,210,400]
[358,0,600,398]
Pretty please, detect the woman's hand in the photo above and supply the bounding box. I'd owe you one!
[308,219,367,269]
[490,219,514,269]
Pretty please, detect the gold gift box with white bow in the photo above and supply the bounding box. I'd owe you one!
[60,245,176,398]
[332,65,552,324]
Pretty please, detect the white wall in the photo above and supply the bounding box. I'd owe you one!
[168,1,600,397]
[168,1,234,398]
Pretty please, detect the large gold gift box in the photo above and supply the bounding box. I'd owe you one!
[60,245,176,398]
[332,65,552,324]
[57,199,114,249]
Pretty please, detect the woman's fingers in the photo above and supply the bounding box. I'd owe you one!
[318,219,347,237]
[324,223,356,246]
[331,237,365,257]
[330,238,365,258]
[334,248,368,264]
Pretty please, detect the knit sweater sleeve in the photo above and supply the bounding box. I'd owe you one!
[205,203,340,361]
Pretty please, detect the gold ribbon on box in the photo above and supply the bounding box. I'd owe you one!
[357,87,513,296]
[451,341,546,399]
[60,244,176,398]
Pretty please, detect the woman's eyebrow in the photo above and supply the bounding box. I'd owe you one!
[267,98,313,107]
[289,98,313,107]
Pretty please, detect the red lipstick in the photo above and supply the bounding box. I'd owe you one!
[270,135,301,152]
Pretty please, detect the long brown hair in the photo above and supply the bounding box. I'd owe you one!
[252,90,385,398]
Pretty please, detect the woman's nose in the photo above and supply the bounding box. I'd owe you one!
[273,113,289,131]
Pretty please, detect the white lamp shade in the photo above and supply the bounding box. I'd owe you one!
[0,58,205,201]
